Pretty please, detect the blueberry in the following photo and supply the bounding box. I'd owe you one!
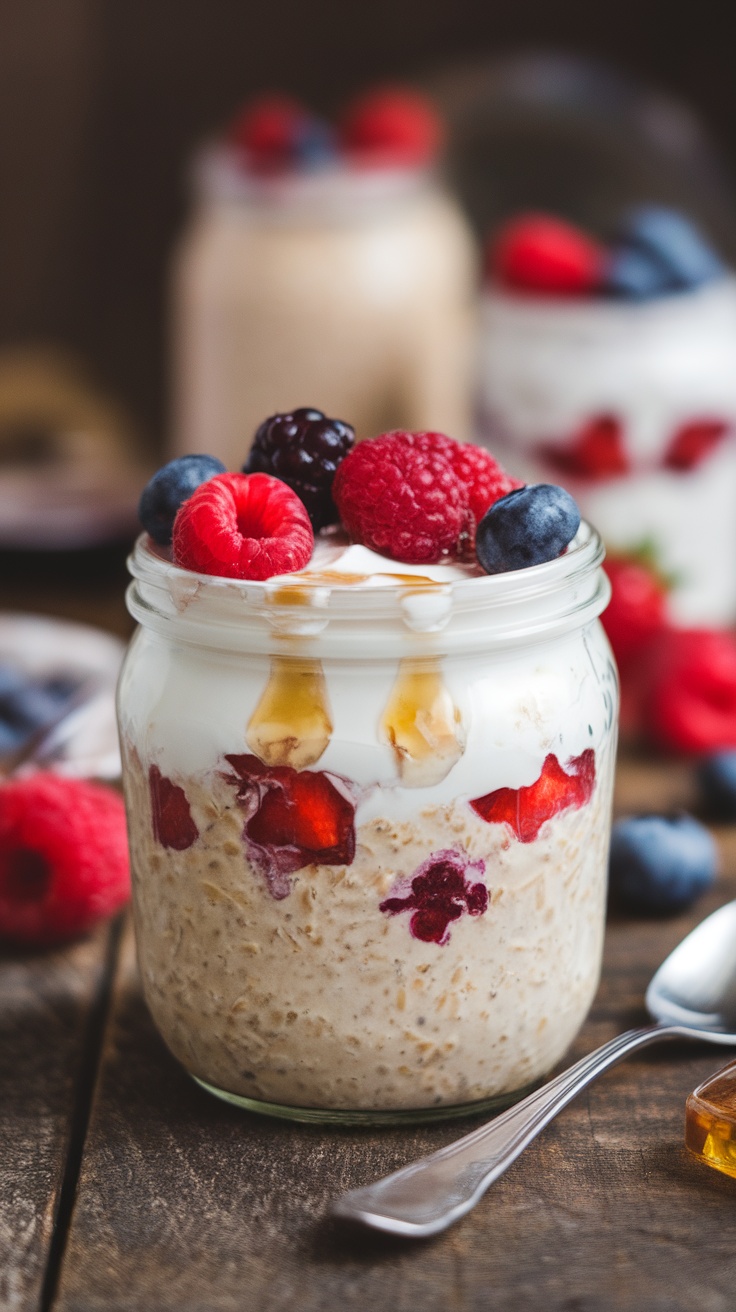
[605,245,676,301]
[617,206,725,291]
[294,118,336,168]
[0,719,28,756]
[0,682,62,732]
[609,813,717,914]
[475,484,580,575]
[0,663,25,702]
[139,454,227,545]
[697,751,736,820]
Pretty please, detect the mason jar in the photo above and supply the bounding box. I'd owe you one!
[117,526,617,1124]
[477,277,736,626]
[171,146,477,463]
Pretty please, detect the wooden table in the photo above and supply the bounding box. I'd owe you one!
[2,561,736,1311]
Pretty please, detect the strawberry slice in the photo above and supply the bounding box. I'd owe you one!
[225,754,356,899]
[149,765,199,851]
[470,751,596,843]
[662,419,730,472]
[539,415,629,481]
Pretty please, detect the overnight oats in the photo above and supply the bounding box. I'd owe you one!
[171,88,477,464]
[477,209,736,626]
[118,420,618,1122]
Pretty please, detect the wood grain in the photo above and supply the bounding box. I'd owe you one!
[53,759,736,1312]
[0,923,116,1312]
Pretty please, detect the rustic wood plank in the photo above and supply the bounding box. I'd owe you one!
[54,758,736,1312]
[0,923,117,1312]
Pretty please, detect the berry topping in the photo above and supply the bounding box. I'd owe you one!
[604,245,675,300]
[640,629,736,754]
[662,419,731,472]
[379,849,488,945]
[697,751,736,820]
[399,431,522,547]
[602,555,670,668]
[608,814,717,914]
[539,414,629,481]
[172,471,313,580]
[341,87,443,167]
[0,774,130,945]
[149,766,199,850]
[332,430,467,564]
[244,407,355,531]
[613,206,725,293]
[490,214,605,296]
[475,483,580,575]
[228,96,335,171]
[139,454,226,546]
[470,751,596,843]
[225,754,356,900]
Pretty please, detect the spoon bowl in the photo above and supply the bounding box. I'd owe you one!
[333,898,736,1237]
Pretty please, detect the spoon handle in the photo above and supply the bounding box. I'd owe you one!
[333,1022,672,1237]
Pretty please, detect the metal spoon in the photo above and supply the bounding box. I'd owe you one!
[332,898,736,1238]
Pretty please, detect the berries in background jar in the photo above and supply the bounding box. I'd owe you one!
[490,214,605,296]
[139,454,226,546]
[608,813,717,914]
[0,773,130,945]
[697,751,736,821]
[228,95,335,170]
[332,430,467,565]
[341,87,444,167]
[539,414,629,481]
[475,484,580,575]
[663,419,731,472]
[244,407,355,531]
[613,206,725,294]
[640,628,736,754]
[602,554,670,669]
[172,471,313,581]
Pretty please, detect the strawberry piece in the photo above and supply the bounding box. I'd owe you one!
[341,87,444,167]
[470,751,596,843]
[172,471,314,581]
[225,754,356,899]
[490,214,605,296]
[0,774,130,945]
[641,629,736,754]
[380,849,488,945]
[662,419,731,472]
[149,765,198,851]
[602,556,670,668]
[539,414,629,481]
[332,431,467,564]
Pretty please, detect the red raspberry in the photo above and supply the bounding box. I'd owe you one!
[602,556,670,668]
[172,472,314,581]
[641,629,736,754]
[470,750,596,843]
[341,87,444,167]
[662,418,731,472]
[228,95,308,167]
[0,774,130,945]
[490,214,605,296]
[332,432,467,564]
[539,414,629,481]
[403,432,521,524]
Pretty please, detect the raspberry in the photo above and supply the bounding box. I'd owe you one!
[662,419,730,472]
[641,629,736,754]
[172,472,313,581]
[225,754,356,900]
[149,766,198,850]
[379,849,488,946]
[470,751,596,843]
[332,431,467,564]
[244,407,355,531]
[0,774,130,945]
[401,432,521,549]
[341,87,444,167]
[228,96,334,171]
[490,214,605,296]
[602,556,670,668]
[539,414,629,481]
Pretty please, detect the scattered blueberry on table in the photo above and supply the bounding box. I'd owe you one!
[696,750,736,821]
[608,813,717,914]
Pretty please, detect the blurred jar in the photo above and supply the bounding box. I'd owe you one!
[478,276,736,626]
[171,133,476,464]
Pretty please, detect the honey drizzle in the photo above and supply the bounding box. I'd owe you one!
[246,656,333,769]
[685,1058,736,1180]
[380,658,465,788]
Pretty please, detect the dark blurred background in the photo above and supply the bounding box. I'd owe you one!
[2,0,736,447]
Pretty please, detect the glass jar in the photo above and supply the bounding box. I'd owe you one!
[118,527,617,1124]
[477,278,736,625]
[171,147,477,463]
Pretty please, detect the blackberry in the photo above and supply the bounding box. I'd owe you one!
[244,408,355,531]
